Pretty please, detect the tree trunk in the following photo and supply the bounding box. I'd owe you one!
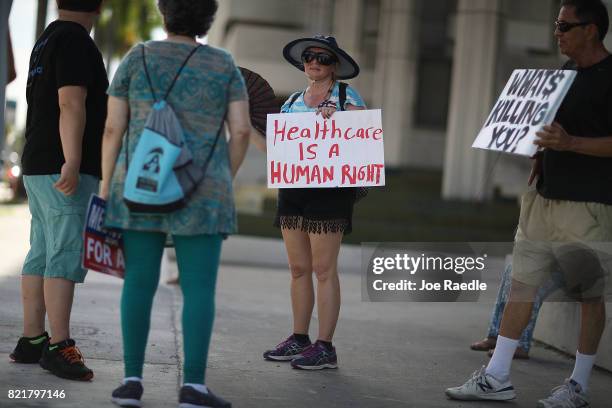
[35,0,48,39]
[103,16,117,70]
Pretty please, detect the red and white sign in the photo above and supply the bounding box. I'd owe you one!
[82,195,125,278]
[266,109,385,188]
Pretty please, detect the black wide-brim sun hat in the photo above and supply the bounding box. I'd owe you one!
[283,35,360,80]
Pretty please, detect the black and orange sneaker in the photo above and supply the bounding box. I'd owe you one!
[40,339,94,381]
[9,332,50,363]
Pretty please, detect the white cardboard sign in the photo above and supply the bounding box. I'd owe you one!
[472,69,576,157]
[266,109,386,188]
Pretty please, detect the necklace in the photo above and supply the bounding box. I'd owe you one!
[306,79,335,106]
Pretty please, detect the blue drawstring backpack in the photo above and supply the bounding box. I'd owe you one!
[123,44,224,213]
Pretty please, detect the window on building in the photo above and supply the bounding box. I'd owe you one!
[414,0,457,130]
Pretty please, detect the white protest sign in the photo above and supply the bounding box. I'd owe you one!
[266,109,385,188]
[472,69,576,157]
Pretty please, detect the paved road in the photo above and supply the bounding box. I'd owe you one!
[0,205,610,407]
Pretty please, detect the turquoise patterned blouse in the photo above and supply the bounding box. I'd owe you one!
[281,82,366,113]
[104,41,247,236]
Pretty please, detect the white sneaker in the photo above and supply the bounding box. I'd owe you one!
[537,379,590,408]
[445,366,516,401]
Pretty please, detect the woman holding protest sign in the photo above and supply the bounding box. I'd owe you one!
[100,0,250,406]
[262,35,366,370]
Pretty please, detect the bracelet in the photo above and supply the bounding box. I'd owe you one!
[317,100,336,109]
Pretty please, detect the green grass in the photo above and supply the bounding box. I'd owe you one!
[237,168,519,243]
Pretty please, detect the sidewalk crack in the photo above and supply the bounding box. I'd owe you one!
[169,284,183,391]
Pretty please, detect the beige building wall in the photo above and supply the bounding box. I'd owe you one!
[441,0,502,201]
[210,0,612,201]
[209,0,612,371]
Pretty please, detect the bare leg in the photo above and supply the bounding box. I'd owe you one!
[310,231,343,342]
[578,299,605,355]
[564,299,606,391]
[44,278,75,344]
[21,275,46,337]
[498,279,538,339]
[282,227,314,335]
[482,279,539,380]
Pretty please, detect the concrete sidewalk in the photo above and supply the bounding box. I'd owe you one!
[0,206,611,407]
[0,271,179,408]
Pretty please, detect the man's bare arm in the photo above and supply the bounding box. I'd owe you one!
[568,136,612,157]
[535,122,612,158]
[55,86,87,195]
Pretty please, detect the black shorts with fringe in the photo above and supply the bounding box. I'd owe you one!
[274,187,357,235]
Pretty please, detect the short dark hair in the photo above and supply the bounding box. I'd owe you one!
[158,0,218,38]
[561,0,610,41]
[56,0,103,12]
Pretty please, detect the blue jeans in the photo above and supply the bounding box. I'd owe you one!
[487,263,558,352]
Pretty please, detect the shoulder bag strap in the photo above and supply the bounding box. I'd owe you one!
[141,44,157,102]
[286,91,302,111]
[127,43,203,173]
[141,43,203,102]
[339,82,348,111]
[198,112,226,180]
[162,44,202,100]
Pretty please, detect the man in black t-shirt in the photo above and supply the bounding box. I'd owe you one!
[447,1,611,406]
[9,0,107,382]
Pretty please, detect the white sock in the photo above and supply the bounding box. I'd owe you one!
[485,335,518,381]
[123,377,142,384]
[570,351,596,392]
[184,383,208,394]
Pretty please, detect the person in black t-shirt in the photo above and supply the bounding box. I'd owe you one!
[447,1,611,406]
[9,0,107,382]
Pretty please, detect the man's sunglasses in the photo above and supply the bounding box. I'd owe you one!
[555,20,591,33]
[301,51,338,66]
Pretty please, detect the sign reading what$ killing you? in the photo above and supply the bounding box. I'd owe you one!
[472,69,576,157]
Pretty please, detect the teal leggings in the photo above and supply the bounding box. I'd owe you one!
[121,230,222,383]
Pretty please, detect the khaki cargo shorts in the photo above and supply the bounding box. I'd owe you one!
[512,190,612,299]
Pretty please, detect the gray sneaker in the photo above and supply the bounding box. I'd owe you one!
[445,366,516,401]
[537,379,590,408]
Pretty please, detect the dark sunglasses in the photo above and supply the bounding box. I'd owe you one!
[555,20,591,33]
[301,51,338,66]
